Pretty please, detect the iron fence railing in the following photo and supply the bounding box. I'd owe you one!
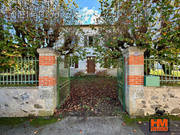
[57,57,70,108]
[0,57,39,86]
[144,58,180,83]
[117,57,125,110]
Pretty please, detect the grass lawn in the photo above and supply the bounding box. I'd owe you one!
[122,112,180,126]
[0,116,60,127]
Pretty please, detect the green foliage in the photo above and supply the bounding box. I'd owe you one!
[0,117,59,127]
[122,112,180,126]
[29,117,58,127]
[0,117,28,126]
[160,82,180,87]
[0,19,22,69]
[95,70,109,77]
[57,26,88,58]
[0,1,41,69]
[74,71,86,77]
[97,0,180,61]
[0,0,81,69]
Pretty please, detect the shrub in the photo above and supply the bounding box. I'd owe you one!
[74,71,85,77]
[96,70,109,77]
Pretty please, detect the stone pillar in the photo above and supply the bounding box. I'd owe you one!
[123,47,145,116]
[37,48,59,116]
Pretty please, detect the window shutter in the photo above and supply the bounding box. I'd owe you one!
[84,35,87,46]
[89,36,93,46]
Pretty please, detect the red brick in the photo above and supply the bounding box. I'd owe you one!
[39,76,56,86]
[127,55,144,65]
[39,56,56,66]
[127,75,144,85]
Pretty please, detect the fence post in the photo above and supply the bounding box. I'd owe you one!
[37,48,59,115]
[123,47,145,116]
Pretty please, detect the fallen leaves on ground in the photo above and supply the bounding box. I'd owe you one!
[121,122,126,126]
[55,77,122,116]
[34,130,38,134]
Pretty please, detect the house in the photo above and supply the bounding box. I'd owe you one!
[54,25,117,77]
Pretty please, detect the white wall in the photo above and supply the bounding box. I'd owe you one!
[54,25,102,56]
[55,25,117,77]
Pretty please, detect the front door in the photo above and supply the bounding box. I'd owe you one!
[87,56,95,74]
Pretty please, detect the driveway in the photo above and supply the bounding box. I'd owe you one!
[58,76,122,116]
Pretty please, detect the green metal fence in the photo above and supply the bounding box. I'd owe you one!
[57,56,71,108]
[0,57,39,86]
[144,58,180,83]
[117,57,125,111]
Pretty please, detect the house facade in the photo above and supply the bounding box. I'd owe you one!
[54,25,117,77]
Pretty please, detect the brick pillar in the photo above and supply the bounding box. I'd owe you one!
[123,47,145,116]
[37,48,59,115]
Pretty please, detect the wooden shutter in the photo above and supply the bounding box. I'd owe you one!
[89,36,93,46]
[84,35,87,46]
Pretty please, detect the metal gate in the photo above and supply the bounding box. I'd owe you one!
[57,56,71,109]
[117,57,125,111]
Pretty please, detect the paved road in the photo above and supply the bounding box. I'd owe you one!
[0,116,144,135]
[138,121,180,135]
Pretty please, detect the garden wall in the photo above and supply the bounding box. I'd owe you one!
[122,47,180,117]
[0,87,56,117]
[135,86,180,116]
[0,48,59,117]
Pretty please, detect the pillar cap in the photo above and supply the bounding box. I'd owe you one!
[123,47,146,56]
[37,48,59,56]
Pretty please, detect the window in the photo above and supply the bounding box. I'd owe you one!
[70,57,79,68]
[89,36,93,46]
[84,35,94,46]
[64,35,78,48]
[75,60,79,68]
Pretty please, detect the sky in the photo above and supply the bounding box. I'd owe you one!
[76,0,100,11]
[75,0,101,24]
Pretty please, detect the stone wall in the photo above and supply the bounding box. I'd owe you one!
[136,86,180,116]
[0,48,58,117]
[122,47,180,117]
[0,87,56,117]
